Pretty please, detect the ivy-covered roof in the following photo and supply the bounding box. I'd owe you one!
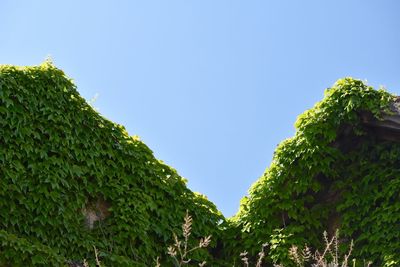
[1,63,399,266]
[0,63,223,266]
[225,78,400,266]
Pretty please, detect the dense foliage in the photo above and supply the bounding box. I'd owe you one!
[226,78,400,266]
[0,63,223,266]
[1,63,399,266]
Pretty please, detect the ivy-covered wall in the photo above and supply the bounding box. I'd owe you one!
[0,63,223,266]
[225,78,400,266]
[1,63,399,266]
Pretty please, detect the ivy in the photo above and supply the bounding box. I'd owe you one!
[226,78,398,266]
[1,63,399,266]
[0,63,223,266]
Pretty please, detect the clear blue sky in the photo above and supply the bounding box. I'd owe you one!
[1,1,400,217]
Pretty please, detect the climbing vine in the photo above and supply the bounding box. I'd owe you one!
[1,63,399,266]
[0,63,223,266]
[226,78,399,266]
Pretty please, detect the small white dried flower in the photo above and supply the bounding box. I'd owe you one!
[289,245,302,265]
[173,233,181,248]
[303,245,312,261]
[199,235,212,248]
[240,251,249,266]
[183,212,192,239]
[154,256,161,267]
[167,245,177,257]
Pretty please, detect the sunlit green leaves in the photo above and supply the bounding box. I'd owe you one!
[229,78,399,266]
[0,63,223,266]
